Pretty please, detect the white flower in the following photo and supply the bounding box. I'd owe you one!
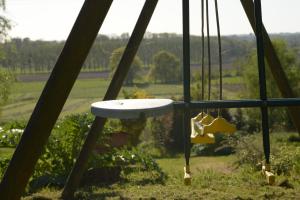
[118,155,125,161]
[10,129,24,134]
[0,127,3,133]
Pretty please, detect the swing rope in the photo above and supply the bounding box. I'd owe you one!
[214,0,222,116]
[201,0,205,115]
[201,0,205,100]
[206,0,212,102]
[185,0,237,185]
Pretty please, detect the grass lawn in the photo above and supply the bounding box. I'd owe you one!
[23,155,300,200]
[1,78,183,122]
[1,76,242,123]
[2,74,299,199]
[0,147,14,157]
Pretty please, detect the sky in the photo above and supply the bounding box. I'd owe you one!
[4,0,300,41]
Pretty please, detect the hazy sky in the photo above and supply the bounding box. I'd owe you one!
[4,0,300,41]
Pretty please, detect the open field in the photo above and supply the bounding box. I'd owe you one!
[23,154,300,200]
[1,75,242,123]
[0,78,182,122]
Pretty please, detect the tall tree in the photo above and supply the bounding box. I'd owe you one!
[109,47,143,85]
[149,50,182,83]
[241,39,300,130]
[0,0,13,117]
[0,67,13,105]
[0,0,10,40]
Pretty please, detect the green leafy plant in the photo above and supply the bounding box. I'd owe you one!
[232,133,300,176]
[0,112,166,191]
[0,67,14,116]
[240,40,300,132]
[0,156,10,178]
[119,89,152,146]
[0,120,26,147]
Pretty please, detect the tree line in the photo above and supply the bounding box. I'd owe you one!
[1,32,299,74]
[0,33,254,73]
[2,32,300,74]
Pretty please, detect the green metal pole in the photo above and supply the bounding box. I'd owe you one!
[0,1,113,199]
[182,0,191,167]
[241,0,300,135]
[61,1,159,199]
[253,0,271,164]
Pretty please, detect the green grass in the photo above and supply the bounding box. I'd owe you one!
[1,75,244,122]
[222,76,244,85]
[1,78,183,122]
[10,67,108,75]
[20,132,300,199]
[22,155,300,200]
[0,147,14,157]
[3,74,299,199]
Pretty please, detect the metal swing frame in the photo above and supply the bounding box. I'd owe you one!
[1,0,300,199]
[181,0,300,184]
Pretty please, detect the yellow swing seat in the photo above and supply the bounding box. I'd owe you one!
[202,117,236,135]
[191,113,214,136]
[191,133,215,144]
[190,113,215,144]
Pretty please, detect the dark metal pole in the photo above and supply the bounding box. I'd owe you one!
[254,0,270,164]
[61,1,159,198]
[173,98,300,110]
[182,0,191,167]
[0,1,113,199]
[241,0,300,135]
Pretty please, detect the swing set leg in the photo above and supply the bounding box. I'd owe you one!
[260,108,275,185]
[184,165,191,185]
[182,0,192,186]
[183,112,191,186]
[252,0,275,186]
[262,163,275,185]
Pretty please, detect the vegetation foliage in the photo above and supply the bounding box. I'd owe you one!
[0,113,165,192]
[240,39,300,131]
[0,10,300,197]
[231,132,300,177]
[0,33,252,73]
[109,47,144,85]
[0,68,14,114]
[149,50,182,83]
[0,0,10,39]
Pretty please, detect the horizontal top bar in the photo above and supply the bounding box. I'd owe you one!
[174,98,300,109]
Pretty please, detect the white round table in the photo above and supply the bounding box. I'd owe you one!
[91,99,174,119]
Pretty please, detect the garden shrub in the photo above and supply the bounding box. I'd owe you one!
[0,67,15,117]
[0,120,26,147]
[33,113,95,178]
[232,133,300,176]
[148,113,175,156]
[271,145,300,176]
[0,156,10,178]
[0,112,166,191]
[232,134,263,169]
[118,88,153,146]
